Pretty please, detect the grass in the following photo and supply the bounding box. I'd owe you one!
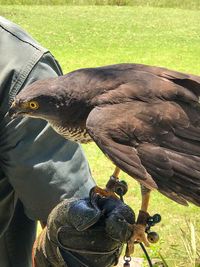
[1,5,199,75]
[1,5,200,266]
[179,220,200,266]
[160,219,200,267]
[1,0,200,10]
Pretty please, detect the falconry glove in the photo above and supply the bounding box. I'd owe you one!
[33,194,135,267]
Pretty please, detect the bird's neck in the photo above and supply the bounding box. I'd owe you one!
[48,118,92,144]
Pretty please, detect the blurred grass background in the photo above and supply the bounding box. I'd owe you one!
[0,2,200,266]
[0,0,200,9]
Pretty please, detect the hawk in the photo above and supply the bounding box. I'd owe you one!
[9,63,200,251]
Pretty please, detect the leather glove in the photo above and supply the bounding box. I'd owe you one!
[33,194,135,267]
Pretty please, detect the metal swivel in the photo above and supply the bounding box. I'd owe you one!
[123,254,131,267]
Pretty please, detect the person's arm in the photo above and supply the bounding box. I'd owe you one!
[1,52,95,223]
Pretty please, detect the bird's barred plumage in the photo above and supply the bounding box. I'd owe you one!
[9,63,200,207]
[49,119,92,143]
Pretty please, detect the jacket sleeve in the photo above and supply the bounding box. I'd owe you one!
[0,52,95,222]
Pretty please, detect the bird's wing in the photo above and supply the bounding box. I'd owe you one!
[86,101,200,206]
[98,63,200,98]
[86,105,158,191]
[137,143,200,207]
[136,64,200,97]
[87,65,200,108]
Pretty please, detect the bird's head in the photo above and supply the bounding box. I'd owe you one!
[8,77,64,122]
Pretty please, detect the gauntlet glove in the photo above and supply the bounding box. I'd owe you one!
[33,195,135,267]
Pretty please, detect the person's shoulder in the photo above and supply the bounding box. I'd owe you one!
[0,16,47,53]
[0,16,56,115]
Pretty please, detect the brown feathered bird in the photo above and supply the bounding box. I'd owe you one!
[9,63,200,249]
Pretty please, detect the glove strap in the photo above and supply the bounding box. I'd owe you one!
[56,232,121,255]
[59,247,89,267]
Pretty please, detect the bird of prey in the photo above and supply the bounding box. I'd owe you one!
[9,63,200,250]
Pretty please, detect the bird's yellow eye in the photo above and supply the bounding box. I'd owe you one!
[29,101,39,110]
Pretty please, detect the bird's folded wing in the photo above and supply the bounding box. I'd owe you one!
[86,106,157,190]
[86,102,200,206]
[100,63,200,97]
[147,65,200,97]
[137,143,200,206]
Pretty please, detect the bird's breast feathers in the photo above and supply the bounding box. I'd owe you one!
[49,119,92,144]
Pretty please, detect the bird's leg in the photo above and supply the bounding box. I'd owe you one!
[106,166,121,191]
[141,185,151,212]
[113,166,121,179]
[128,185,151,254]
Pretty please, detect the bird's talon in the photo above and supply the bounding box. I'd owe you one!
[90,185,119,199]
[128,223,150,255]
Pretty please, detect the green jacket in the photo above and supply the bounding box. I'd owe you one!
[0,16,95,266]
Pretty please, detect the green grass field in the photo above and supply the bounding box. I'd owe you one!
[1,0,200,9]
[1,4,200,266]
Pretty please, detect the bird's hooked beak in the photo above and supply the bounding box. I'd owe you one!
[8,101,32,119]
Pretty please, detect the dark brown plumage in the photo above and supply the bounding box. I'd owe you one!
[9,63,200,207]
